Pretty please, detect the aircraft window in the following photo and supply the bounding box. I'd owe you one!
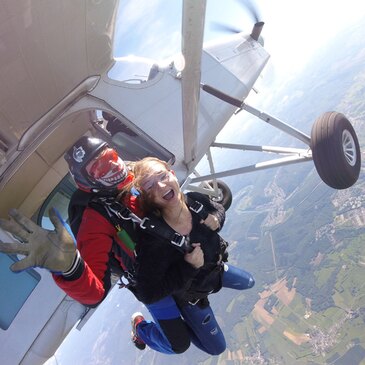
[36,173,77,229]
[112,131,167,161]
[0,253,40,330]
[108,56,159,83]
[0,174,77,330]
[100,111,175,163]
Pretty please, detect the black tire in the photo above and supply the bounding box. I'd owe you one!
[207,180,233,210]
[311,112,361,189]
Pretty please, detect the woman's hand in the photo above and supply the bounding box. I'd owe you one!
[184,243,204,269]
[200,213,220,231]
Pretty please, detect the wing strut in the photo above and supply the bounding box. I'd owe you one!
[181,0,207,166]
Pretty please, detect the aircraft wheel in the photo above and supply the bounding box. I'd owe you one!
[208,180,233,210]
[311,111,361,189]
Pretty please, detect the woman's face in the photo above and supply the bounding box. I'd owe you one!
[139,162,180,208]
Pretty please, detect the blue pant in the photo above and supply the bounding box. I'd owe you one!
[136,264,254,355]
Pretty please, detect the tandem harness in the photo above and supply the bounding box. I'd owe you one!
[98,195,211,254]
[88,194,228,291]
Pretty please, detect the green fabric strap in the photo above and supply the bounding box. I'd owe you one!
[117,228,135,251]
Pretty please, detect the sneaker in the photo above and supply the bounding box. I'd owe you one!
[131,312,146,350]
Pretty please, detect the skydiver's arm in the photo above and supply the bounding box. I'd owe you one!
[53,208,117,306]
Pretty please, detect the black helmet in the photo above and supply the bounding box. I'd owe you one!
[64,136,109,192]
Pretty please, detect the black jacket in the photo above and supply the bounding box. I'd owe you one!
[133,192,226,304]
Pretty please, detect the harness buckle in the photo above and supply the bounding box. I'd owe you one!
[188,298,200,305]
[103,200,130,219]
[116,207,133,220]
[139,217,150,230]
[171,233,185,247]
[189,201,203,214]
[118,271,136,289]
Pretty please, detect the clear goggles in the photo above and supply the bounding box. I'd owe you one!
[141,171,171,191]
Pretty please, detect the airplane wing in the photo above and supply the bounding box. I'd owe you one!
[181,0,206,166]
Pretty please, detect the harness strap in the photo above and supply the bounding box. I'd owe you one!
[186,195,209,221]
[94,196,184,252]
[139,215,189,253]
[89,197,138,288]
[138,196,210,253]
[90,195,226,289]
[94,195,210,254]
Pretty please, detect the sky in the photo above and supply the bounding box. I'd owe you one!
[111,0,365,141]
[46,1,365,364]
[113,0,365,82]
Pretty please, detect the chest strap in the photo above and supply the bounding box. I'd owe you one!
[186,195,209,221]
[94,196,209,254]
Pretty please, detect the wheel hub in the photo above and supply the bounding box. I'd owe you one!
[342,129,357,167]
[211,188,223,202]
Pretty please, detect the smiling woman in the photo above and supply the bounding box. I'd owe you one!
[123,156,255,355]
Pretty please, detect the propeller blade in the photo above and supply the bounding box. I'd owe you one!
[210,0,262,39]
[210,21,242,34]
[181,0,207,165]
[235,0,261,23]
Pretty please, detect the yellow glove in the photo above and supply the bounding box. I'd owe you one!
[0,208,77,272]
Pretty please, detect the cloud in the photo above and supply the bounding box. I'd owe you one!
[114,0,182,61]
[116,0,164,33]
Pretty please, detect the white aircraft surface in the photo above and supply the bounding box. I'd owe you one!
[0,1,361,364]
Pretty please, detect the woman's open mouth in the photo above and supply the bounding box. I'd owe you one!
[163,189,175,200]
